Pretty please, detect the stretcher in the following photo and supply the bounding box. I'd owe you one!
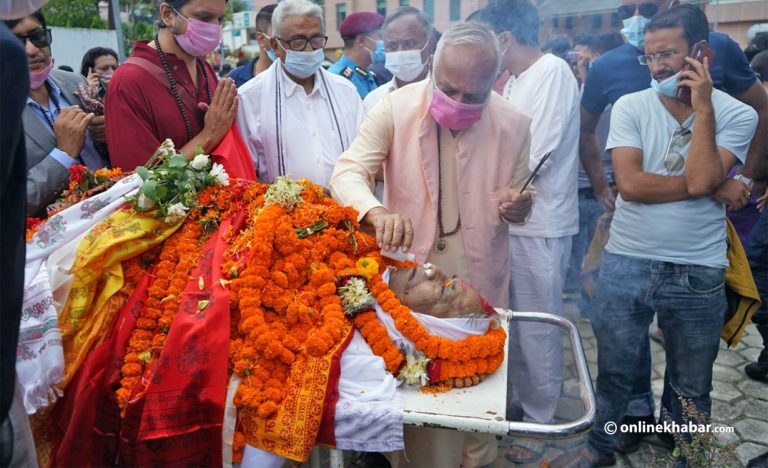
[317,310,597,468]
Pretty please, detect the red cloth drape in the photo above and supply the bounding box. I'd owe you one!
[118,214,242,466]
[210,124,256,181]
[50,267,154,467]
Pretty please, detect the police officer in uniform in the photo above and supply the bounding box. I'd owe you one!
[328,11,384,98]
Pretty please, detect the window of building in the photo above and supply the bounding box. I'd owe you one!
[376,0,386,16]
[592,13,602,29]
[449,0,460,21]
[611,12,620,27]
[551,17,559,28]
[423,0,434,23]
[565,16,574,29]
[336,3,346,29]
[399,0,409,5]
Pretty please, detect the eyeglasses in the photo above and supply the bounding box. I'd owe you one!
[384,38,428,53]
[617,2,659,20]
[15,28,52,49]
[663,126,692,173]
[276,33,328,51]
[638,50,678,65]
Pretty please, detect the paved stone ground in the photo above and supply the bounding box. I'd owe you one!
[487,301,768,468]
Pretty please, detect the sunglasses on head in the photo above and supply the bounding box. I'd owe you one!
[617,3,659,20]
[15,28,52,48]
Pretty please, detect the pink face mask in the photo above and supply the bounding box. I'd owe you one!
[428,84,485,130]
[172,6,222,57]
[30,58,54,90]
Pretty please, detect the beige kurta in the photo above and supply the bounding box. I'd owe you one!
[425,127,469,279]
[386,129,497,468]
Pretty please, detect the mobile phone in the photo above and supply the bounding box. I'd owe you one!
[676,40,715,106]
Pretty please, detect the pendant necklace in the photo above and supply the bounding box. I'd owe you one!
[434,126,461,254]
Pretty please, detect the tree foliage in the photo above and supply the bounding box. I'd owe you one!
[42,0,106,29]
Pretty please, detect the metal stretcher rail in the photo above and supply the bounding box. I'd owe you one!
[400,311,597,439]
[504,311,596,438]
[321,311,597,468]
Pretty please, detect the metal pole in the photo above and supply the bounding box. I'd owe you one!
[110,0,126,61]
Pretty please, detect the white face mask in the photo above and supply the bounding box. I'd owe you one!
[384,42,429,83]
[0,0,48,19]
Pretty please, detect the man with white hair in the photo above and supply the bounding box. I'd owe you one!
[330,21,534,467]
[236,0,363,187]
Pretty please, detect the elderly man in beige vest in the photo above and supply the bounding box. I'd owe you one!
[330,21,534,468]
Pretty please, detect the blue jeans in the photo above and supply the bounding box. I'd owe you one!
[565,188,606,317]
[746,209,768,352]
[588,252,726,457]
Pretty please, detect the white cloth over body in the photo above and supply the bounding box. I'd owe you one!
[236,61,364,186]
[19,174,140,413]
[507,236,571,423]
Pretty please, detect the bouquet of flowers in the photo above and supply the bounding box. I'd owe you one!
[129,139,230,225]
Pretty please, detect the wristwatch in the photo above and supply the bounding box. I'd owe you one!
[733,174,754,192]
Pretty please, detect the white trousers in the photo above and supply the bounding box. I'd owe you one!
[507,236,572,424]
[385,428,497,468]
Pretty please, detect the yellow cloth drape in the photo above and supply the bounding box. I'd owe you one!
[57,209,181,388]
[722,219,762,347]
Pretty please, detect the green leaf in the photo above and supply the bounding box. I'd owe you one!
[139,180,157,199]
[194,145,205,156]
[155,186,168,200]
[169,154,188,168]
[136,166,150,181]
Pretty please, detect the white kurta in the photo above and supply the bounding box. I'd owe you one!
[236,61,365,186]
[503,53,580,238]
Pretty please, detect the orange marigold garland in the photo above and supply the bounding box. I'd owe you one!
[116,210,207,413]
[226,177,377,425]
[353,269,507,388]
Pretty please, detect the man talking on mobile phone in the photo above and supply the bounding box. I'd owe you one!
[552,6,757,467]
[575,0,767,457]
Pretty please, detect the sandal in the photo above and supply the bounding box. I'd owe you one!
[505,437,546,463]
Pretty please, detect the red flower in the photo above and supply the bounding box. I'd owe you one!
[69,164,88,185]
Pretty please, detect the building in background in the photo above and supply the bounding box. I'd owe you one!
[243,0,768,61]
[250,0,489,57]
[539,0,768,49]
[706,1,768,47]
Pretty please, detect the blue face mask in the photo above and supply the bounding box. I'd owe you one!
[266,48,277,62]
[621,16,651,50]
[281,47,324,79]
[365,39,386,65]
[650,71,681,97]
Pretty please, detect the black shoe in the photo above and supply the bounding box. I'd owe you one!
[352,452,391,468]
[745,351,768,382]
[614,414,656,454]
[656,430,675,451]
[550,447,616,468]
[747,450,768,468]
